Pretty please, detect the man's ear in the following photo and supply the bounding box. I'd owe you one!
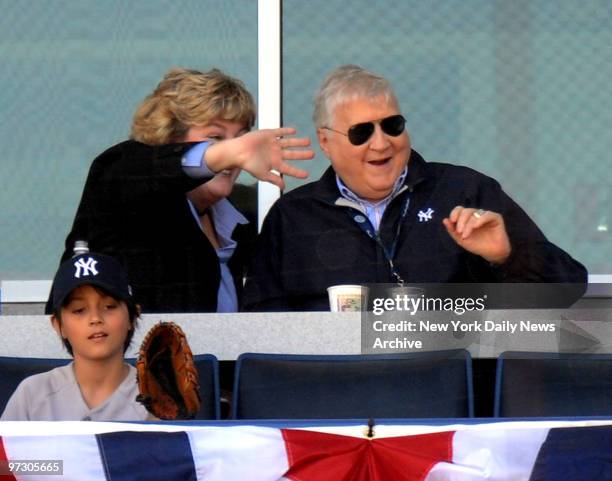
[317,128,332,159]
[50,315,64,338]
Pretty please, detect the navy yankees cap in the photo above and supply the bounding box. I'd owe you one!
[51,253,133,312]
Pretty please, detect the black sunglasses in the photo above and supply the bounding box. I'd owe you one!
[322,114,406,146]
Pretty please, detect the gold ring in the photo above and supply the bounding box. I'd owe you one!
[473,209,486,219]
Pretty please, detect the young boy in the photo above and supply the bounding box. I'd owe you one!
[1,252,149,421]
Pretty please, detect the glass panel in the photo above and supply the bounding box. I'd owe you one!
[0,0,257,280]
[282,0,612,274]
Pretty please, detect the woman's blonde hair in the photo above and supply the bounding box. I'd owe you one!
[131,68,256,145]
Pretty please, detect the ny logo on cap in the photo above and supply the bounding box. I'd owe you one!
[74,257,99,278]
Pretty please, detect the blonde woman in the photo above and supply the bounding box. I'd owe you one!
[50,68,313,313]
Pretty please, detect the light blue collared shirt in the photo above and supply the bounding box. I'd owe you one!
[335,167,408,231]
[181,142,215,178]
[187,198,248,312]
[182,141,248,312]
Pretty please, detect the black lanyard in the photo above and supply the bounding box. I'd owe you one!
[347,196,410,285]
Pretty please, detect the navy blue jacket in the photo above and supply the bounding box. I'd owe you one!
[243,150,587,311]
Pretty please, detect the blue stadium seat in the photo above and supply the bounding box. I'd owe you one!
[232,350,474,419]
[0,356,71,414]
[0,355,220,420]
[494,351,612,417]
[192,354,221,420]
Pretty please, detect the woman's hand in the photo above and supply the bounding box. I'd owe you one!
[204,127,314,189]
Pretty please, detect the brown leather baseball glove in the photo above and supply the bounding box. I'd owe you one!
[136,321,201,420]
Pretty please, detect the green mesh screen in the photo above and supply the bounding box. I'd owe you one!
[0,0,257,280]
[1,1,609,282]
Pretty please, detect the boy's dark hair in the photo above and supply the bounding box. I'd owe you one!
[54,286,140,357]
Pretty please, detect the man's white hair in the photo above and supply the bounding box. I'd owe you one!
[313,64,399,128]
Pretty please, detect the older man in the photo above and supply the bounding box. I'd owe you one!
[243,65,587,311]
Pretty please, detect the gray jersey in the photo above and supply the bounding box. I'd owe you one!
[1,363,149,421]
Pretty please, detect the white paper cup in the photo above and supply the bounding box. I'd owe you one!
[327,285,367,312]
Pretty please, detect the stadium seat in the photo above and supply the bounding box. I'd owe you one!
[494,351,612,417]
[0,356,71,414]
[192,354,221,420]
[232,350,474,419]
[0,354,221,420]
